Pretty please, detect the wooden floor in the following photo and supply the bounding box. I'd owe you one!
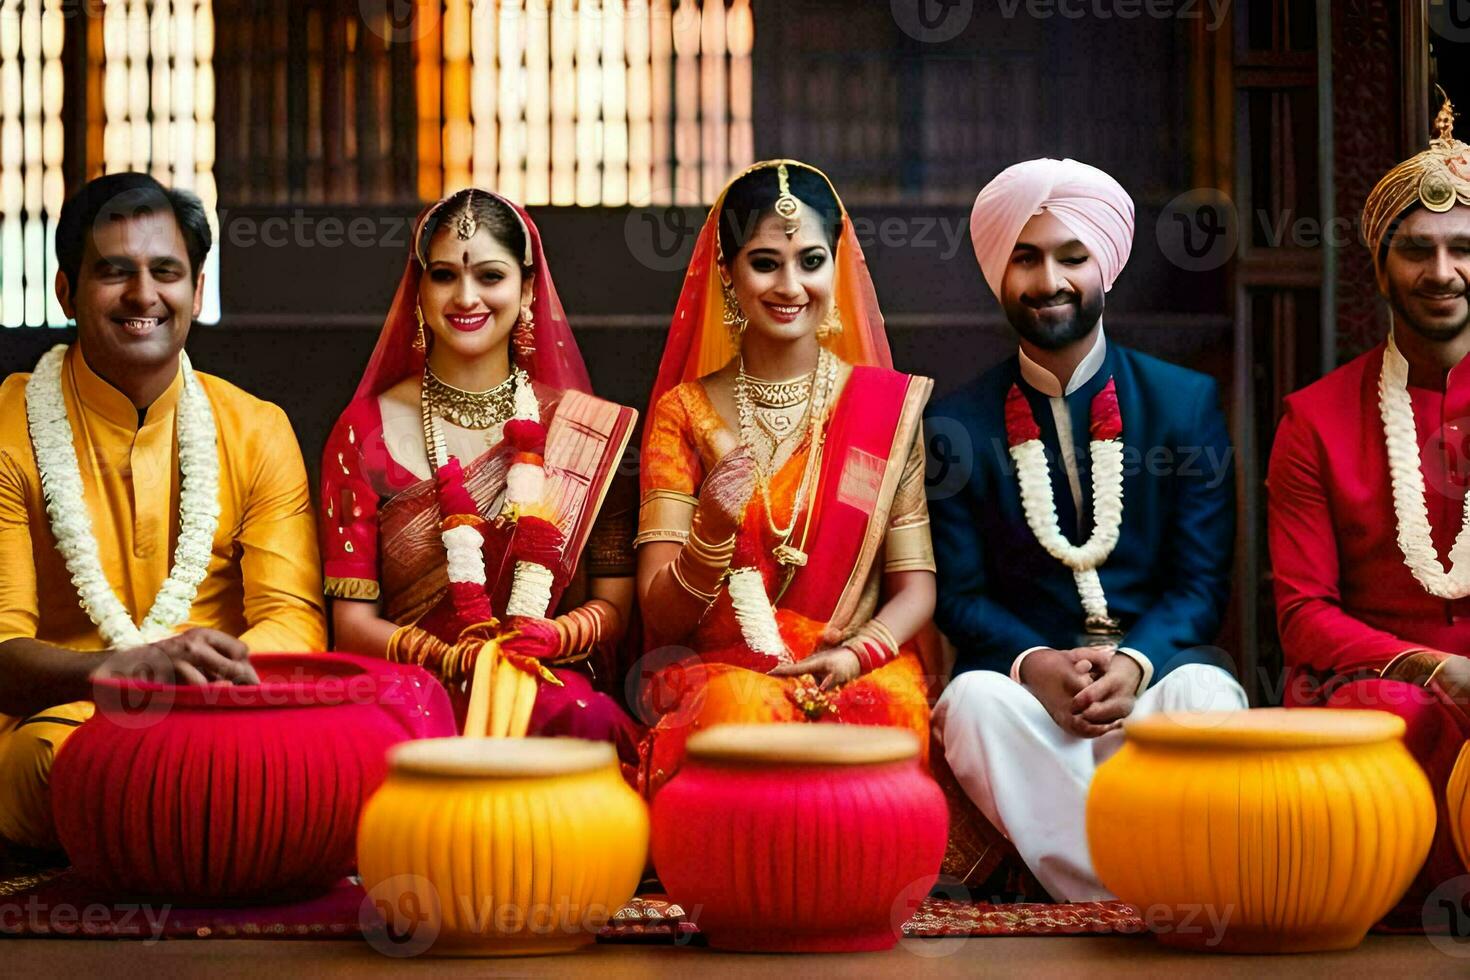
[4,934,1463,978]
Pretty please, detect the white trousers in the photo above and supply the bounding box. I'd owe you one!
[934,663,1248,902]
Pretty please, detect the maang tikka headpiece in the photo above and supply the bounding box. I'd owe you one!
[774,163,801,238]
[450,194,478,240]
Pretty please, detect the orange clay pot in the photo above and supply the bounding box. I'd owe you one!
[1450,741,1470,873]
[356,737,648,956]
[1087,708,1435,954]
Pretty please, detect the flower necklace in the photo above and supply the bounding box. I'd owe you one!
[420,363,565,627]
[727,347,839,660]
[1004,377,1125,634]
[1378,328,1470,598]
[25,344,221,648]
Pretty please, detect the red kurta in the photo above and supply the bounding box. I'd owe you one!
[1267,338,1470,918]
[1268,341,1470,700]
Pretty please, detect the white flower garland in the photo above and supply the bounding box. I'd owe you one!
[25,344,220,648]
[442,524,488,585]
[725,350,838,664]
[1008,437,1125,622]
[503,369,546,511]
[505,561,555,618]
[431,366,560,617]
[727,566,791,661]
[1378,329,1470,598]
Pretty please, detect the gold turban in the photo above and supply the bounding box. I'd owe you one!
[1362,93,1470,273]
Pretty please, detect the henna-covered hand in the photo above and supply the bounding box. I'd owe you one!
[697,444,758,540]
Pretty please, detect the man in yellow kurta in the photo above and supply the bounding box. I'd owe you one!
[0,173,325,850]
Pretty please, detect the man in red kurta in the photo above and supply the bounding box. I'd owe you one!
[1268,99,1470,916]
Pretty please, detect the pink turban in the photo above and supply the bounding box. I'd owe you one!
[970,158,1136,298]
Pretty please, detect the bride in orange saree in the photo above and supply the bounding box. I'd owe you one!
[320,189,640,760]
[635,160,939,794]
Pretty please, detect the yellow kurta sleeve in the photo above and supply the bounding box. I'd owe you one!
[883,421,936,573]
[0,446,39,644]
[234,403,327,653]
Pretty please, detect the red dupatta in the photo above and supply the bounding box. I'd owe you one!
[342,190,624,629]
[780,365,928,630]
[355,191,591,400]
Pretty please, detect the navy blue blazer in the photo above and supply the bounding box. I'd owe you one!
[925,342,1235,687]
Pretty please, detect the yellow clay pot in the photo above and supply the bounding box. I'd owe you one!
[357,737,648,956]
[1450,741,1470,873]
[1088,708,1435,954]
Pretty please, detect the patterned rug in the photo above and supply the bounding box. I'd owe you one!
[903,899,1144,937]
[0,868,364,940]
[0,867,1145,942]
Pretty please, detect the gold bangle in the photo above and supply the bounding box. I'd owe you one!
[1379,649,1418,678]
[669,555,720,604]
[559,613,580,653]
[685,525,736,565]
[1382,649,1449,686]
[864,618,901,659]
[671,522,732,601]
[847,620,898,660]
[387,624,453,678]
[550,599,622,665]
[1426,658,1451,689]
[586,599,620,648]
[386,625,412,664]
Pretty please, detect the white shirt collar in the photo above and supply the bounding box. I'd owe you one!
[1018,323,1107,398]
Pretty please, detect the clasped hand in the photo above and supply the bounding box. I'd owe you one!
[92,627,259,687]
[1021,645,1142,739]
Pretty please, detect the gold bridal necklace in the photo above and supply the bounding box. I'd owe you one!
[422,365,517,430]
[733,347,839,572]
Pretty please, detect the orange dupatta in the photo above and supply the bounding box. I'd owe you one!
[636,161,935,793]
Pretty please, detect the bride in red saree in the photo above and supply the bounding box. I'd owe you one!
[635,160,939,794]
[320,189,640,758]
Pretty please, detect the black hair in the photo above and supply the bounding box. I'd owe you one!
[418,189,528,265]
[717,164,842,262]
[54,172,212,300]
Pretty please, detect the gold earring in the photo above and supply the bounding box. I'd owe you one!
[413,305,428,353]
[512,304,536,361]
[817,305,843,345]
[721,280,748,341]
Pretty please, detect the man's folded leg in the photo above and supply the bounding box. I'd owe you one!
[0,701,94,849]
[935,669,1117,902]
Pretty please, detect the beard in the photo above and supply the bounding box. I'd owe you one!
[1387,275,1470,343]
[1003,288,1105,351]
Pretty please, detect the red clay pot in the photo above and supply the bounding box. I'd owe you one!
[50,652,453,903]
[651,724,947,952]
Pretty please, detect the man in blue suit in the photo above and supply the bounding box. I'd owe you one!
[928,159,1247,901]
